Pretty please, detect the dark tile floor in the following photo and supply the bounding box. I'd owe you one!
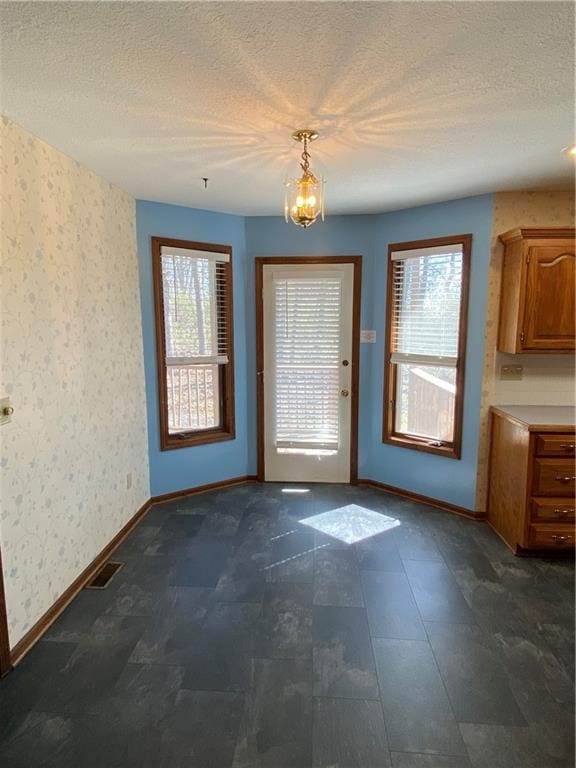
[0,483,574,767]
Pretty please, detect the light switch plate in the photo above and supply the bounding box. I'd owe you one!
[0,396,13,425]
[500,365,523,381]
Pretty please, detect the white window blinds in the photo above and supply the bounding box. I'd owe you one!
[160,246,230,366]
[274,276,341,449]
[390,244,463,367]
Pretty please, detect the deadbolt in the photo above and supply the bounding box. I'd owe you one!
[341,389,350,397]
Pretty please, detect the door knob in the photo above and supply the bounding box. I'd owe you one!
[341,389,350,397]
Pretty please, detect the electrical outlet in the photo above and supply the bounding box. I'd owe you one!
[500,365,523,381]
[126,472,132,490]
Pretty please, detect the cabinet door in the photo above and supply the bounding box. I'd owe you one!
[523,245,575,350]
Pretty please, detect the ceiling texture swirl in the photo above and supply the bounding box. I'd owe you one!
[1,1,574,215]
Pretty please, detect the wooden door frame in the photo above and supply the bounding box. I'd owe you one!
[255,255,362,484]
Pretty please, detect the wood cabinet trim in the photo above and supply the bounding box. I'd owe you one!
[499,227,576,243]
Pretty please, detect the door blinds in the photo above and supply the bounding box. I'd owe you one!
[273,276,341,450]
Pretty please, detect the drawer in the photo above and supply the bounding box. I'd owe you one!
[527,523,575,550]
[535,434,576,457]
[531,498,576,522]
[532,458,576,497]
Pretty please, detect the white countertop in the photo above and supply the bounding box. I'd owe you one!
[492,405,575,430]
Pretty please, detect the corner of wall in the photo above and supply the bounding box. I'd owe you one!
[474,189,576,512]
[1,118,150,647]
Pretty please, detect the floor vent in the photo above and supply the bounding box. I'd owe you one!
[85,561,124,589]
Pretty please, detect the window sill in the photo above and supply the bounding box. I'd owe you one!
[161,428,235,451]
[382,433,461,460]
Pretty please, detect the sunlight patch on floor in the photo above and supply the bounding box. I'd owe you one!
[262,543,330,571]
[281,488,310,494]
[300,504,400,544]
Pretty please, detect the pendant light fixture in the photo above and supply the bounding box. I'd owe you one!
[284,129,325,228]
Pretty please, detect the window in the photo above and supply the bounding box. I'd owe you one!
[152,237,235,450]
[383,235,471,459]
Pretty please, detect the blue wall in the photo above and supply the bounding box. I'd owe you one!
[136,195,493,508]
[369,195,493,508]
[243,214,378,477]
[136,200,250,495]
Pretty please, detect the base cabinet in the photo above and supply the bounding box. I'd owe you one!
[488,408,575,554]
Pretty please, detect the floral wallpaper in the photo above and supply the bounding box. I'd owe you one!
[475,190,575,512]
[0,118,150,647]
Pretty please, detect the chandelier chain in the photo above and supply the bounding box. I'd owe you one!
[300,135,310,174]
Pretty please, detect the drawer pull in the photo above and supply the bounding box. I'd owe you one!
[555,476,576,483]
[560,444,576,451]
[554,508,575,516]
[551,535,573,543]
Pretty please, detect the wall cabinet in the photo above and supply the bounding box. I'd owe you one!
[488,406,575,554]
[498,228,575,353]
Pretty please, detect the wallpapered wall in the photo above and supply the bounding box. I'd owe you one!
[0,118,150,648]
[474,190,576,511]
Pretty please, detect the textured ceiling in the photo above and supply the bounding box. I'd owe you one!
[1,1,574,215]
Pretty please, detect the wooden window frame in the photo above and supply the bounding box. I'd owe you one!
[382,234,472,460]
[152,236,235,451]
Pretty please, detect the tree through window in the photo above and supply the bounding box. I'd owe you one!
[383,235,471,459]
[152,237,235,449]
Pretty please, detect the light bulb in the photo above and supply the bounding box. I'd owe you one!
[307,195,316,207]
[296,195,304,207]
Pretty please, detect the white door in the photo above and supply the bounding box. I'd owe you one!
[262,262,355,482]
